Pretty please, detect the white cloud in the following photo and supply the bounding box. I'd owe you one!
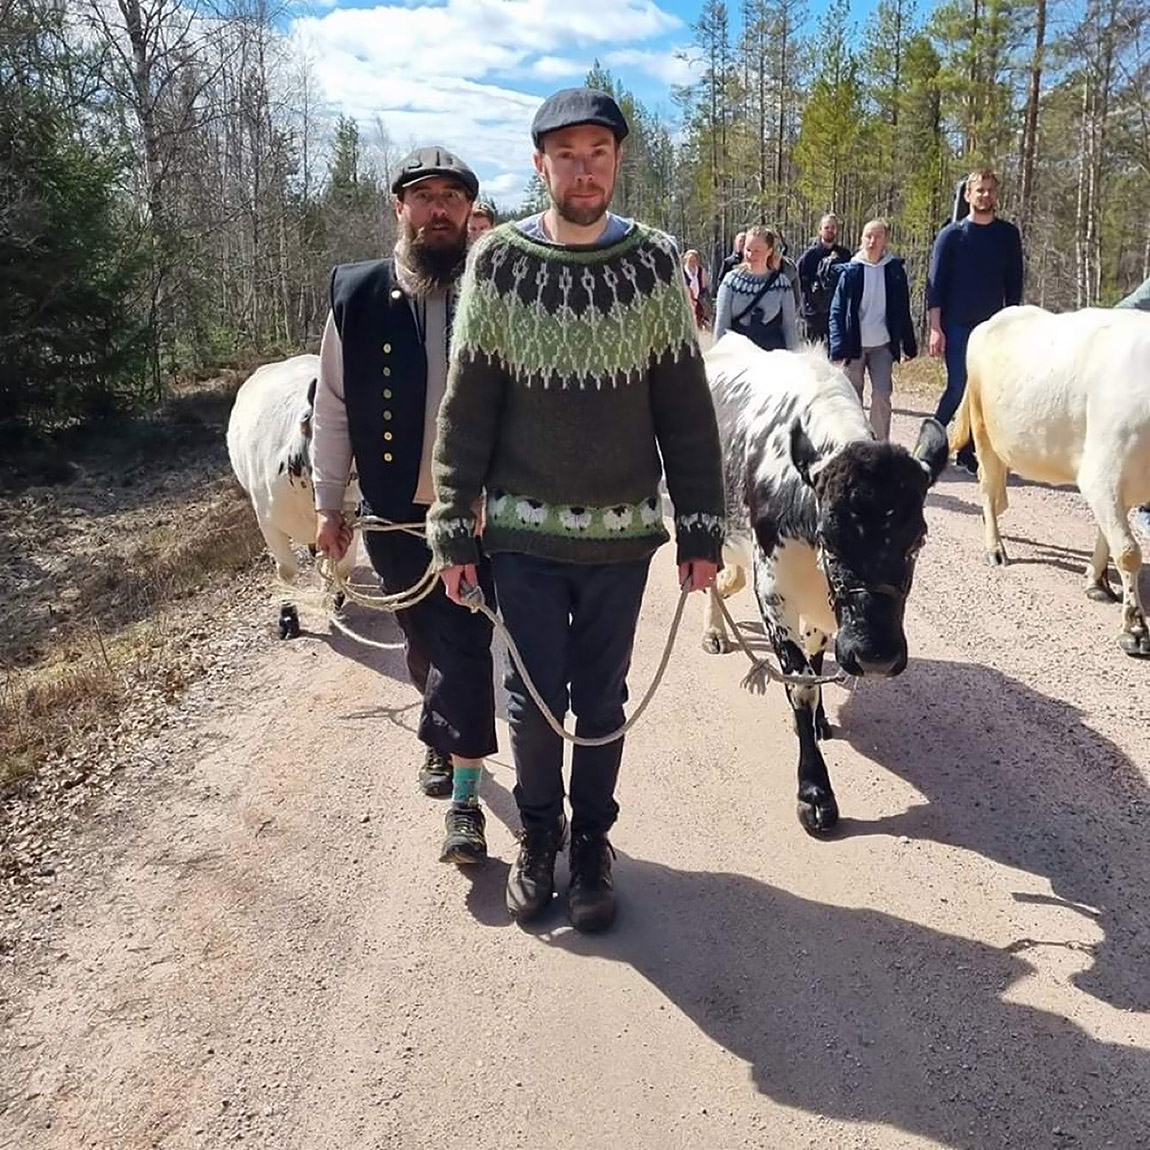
[602,47,698,88]
[290,0,683,200]
[528,55,587,81]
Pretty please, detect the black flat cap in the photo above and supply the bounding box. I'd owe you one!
[531,88,629,148]
[391,146,479,199]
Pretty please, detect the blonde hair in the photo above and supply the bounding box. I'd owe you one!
[861,217,889,238]
[740,225,778,269]
[966,168,999,190]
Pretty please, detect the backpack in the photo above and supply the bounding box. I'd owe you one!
[813,251,848,306]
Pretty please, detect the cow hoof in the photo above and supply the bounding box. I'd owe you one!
[797,794,839,834]
[1117,631,1150,658]
[815,712,834,741]
[1085,582,1119,603]
[701,632,729,655]
[278,605,300,640]
[987,548,1008,567]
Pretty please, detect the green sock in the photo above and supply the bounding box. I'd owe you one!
[451,765,482,807]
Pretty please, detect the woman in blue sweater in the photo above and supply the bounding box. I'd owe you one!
[828,218,917,440]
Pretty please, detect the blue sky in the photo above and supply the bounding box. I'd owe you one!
[287,0,870,206]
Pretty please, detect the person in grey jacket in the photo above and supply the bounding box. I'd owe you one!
[712,225,799,351]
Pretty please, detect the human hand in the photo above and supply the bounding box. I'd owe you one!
[316,510,353,561]
[441,564,480,606]
[678,559,719,593]
[928,328,945,358]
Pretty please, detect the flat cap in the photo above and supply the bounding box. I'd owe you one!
[391,146,479,199]
[531,88,630,148]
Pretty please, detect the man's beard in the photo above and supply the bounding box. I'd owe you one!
[553,183,613,228]
[394,216,467,297]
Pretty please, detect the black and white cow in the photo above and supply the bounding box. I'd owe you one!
[702,333,948,833]
[227,354,357,638]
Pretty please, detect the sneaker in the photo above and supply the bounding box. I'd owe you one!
[506,812,568,923]
[1134,505,1150,537]
[568,833,617,933]
[418,747,453,798]
[439,804,487,865]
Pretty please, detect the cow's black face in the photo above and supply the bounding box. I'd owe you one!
[792,418,948,678]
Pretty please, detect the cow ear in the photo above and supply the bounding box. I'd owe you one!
[912,418,948,487]
[789,418,821,487]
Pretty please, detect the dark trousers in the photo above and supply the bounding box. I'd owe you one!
[490,552,651,837]
[804,313,830,348]
[934,323,973,427]
[363,505,496,760]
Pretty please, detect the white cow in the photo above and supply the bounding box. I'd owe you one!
[227,354,357,637]
[952,304,1150,657]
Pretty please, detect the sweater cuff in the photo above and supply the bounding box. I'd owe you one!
[674,511,725,565]
[427,515,481,570]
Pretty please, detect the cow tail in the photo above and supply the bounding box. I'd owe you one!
[949,390,971,453]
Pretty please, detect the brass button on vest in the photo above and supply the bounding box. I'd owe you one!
[383,367,391,377]
[382,342,392,353]
[383,452,393,463]
[383,410,393,420]
[384,431,393,441]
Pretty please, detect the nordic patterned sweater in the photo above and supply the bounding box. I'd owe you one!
[426,221,725,568]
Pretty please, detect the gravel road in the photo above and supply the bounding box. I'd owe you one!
[3,401,1149,1150]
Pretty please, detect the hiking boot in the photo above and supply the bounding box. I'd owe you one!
[439,804,487,865]
[418,747,453,797]
[506,812,568,923]
[568,832,617,933]
[955,444,978,475]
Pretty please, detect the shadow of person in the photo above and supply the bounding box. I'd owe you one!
[925,490,981,518]
[837,657,1150,1012]
[541,853,1150,1147]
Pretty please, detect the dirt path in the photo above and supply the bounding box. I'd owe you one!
[3,402,1149,1150]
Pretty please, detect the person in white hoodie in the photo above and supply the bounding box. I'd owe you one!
[827,218,917,440]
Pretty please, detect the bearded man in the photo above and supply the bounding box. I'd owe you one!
[428,91,723,932]
[312,146,498,866]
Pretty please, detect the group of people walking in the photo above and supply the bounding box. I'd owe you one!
[702,175,1023,447]
[307,83,1146,937]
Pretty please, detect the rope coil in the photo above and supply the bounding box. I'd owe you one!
[317,514,848,746]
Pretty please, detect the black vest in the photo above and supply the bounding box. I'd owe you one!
[330,259,428,520]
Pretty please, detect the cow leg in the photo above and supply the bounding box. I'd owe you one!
[701,563,746,654]
[775,638,838,834]
[1079,471,1150,657]
[257,518,302,638]
[801,622,833,740]
[702,587,730,654]
[974,440,1011,566]
[1085,529,1119,602]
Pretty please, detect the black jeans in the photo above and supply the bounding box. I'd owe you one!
[363,504,497,760]
[490,552,651,837]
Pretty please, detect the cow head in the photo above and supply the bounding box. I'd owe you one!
[790,417,948,678]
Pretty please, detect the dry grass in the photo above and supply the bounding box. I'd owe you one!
[0,483,264,792]
[893,356,946,402]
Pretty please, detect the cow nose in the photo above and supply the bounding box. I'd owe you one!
[853,652,906,678]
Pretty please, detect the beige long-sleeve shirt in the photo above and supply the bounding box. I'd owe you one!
[312,289,449,512]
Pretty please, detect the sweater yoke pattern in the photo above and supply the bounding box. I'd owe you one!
[454,225,699,390]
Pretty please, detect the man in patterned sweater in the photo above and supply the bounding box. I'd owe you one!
[427,89,725,932]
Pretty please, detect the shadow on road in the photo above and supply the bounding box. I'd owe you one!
[838,657,1150,1014]
[541,847,1150,1148]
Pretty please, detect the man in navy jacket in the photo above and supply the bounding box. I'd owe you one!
[927,168,1023,469]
